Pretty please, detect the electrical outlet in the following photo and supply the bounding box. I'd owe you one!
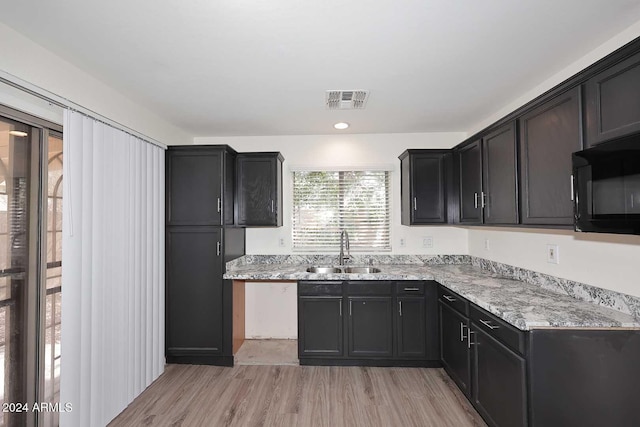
[423,236,433,248]
[547,244,559,264]
[484,238,490,251]
[278,237,285,247]
[399,238,406,247]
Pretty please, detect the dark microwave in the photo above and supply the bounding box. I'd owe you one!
[572,135,640,234]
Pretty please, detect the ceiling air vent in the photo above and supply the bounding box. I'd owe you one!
[326,90,369,109]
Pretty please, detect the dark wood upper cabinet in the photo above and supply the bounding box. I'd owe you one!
[236,152,284,227]
[458,140,483,224]
[399,150,449,224]
[168,147,230,226]
[483,122,518,224]
[519,87,582,225]
[585,51,640,147]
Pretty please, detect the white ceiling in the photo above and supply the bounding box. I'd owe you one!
[2,0,640,137]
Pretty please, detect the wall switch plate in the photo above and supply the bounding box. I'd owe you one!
[399,238,406,247]
[423,236,433,248]
[484,238,490,251]
[547,244,559,264]
[278,237,285,247]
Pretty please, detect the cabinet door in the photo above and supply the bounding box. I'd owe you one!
[237,154,281,226]
[348,297,393,358]
[167,150,221,225]
[472,325,527,427]
[223,150,236,226]
[585,52,640,146]
[166,227,223,357]
[396,297,426,358]
[411,153,447,224]
[483,123,518,224]
[458,140,483,223]
[439,301,471,396]
[298,296,343,357]
[519,87,582,225]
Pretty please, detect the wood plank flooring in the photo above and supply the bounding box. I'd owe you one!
[109,364,486,427]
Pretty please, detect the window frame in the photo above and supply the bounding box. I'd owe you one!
[291,168,392,252]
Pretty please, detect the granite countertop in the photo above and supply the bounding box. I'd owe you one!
[224,256,640,331]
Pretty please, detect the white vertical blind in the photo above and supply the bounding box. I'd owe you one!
[60,110,165,426]
[292,170,391,251]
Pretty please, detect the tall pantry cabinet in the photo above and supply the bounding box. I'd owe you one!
[165,145,245,366]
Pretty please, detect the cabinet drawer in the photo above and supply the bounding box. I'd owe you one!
[347,281,392,295]
[470,304,525,355]
[395,281,424,295]
[298,281,343,296]
[438,287,469,316]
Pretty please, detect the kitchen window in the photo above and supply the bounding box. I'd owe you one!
[292,170,391,251]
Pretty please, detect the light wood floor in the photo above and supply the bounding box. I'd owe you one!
[109,364,486,427]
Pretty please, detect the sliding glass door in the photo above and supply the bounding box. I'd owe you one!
[0,107,62,427]
[42,132,62,427]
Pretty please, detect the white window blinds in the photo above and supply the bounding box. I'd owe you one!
[61,110,165,426]
[292,170,391,251]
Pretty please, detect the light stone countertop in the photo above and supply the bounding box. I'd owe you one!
[224,257,640,331]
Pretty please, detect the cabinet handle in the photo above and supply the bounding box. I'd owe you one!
[217,197,221,213]
[339,302,342,317]
[399,301,403,316]
[271,199,274,213]
[460,323,467,342]
[570,175,574,201]
[479,319,499,330]
[443,295,456,302]
[349,300,352,316]
[403,287,420,291]
[413,197,417,211]
[474,192,479,209]
[216,241,221,256]
[481,192,486,208]
[468,330,475,349]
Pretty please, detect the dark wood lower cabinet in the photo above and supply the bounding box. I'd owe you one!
[298,296,343,357]
[439,285,640,427]
[298,280,439,366]
[396,297,426,358]
[528,329,640,427]
[472,325,527,427]
[166,227,224,362]
[439,300,471,396]
[348,297,393,357]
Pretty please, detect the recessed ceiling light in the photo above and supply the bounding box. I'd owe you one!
[334,122,349,130]
[9,131,28,137]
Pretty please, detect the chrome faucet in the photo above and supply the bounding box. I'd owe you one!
[339,229,351,265]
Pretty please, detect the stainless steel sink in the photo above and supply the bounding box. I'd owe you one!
[341,266,381,274]
[305,266,382,274]
[306,266,342,273]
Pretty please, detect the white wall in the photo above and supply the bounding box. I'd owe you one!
[0,22,191,145]
[196,132,469,255]
[245,282,297,339]
[468,227,640,298]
